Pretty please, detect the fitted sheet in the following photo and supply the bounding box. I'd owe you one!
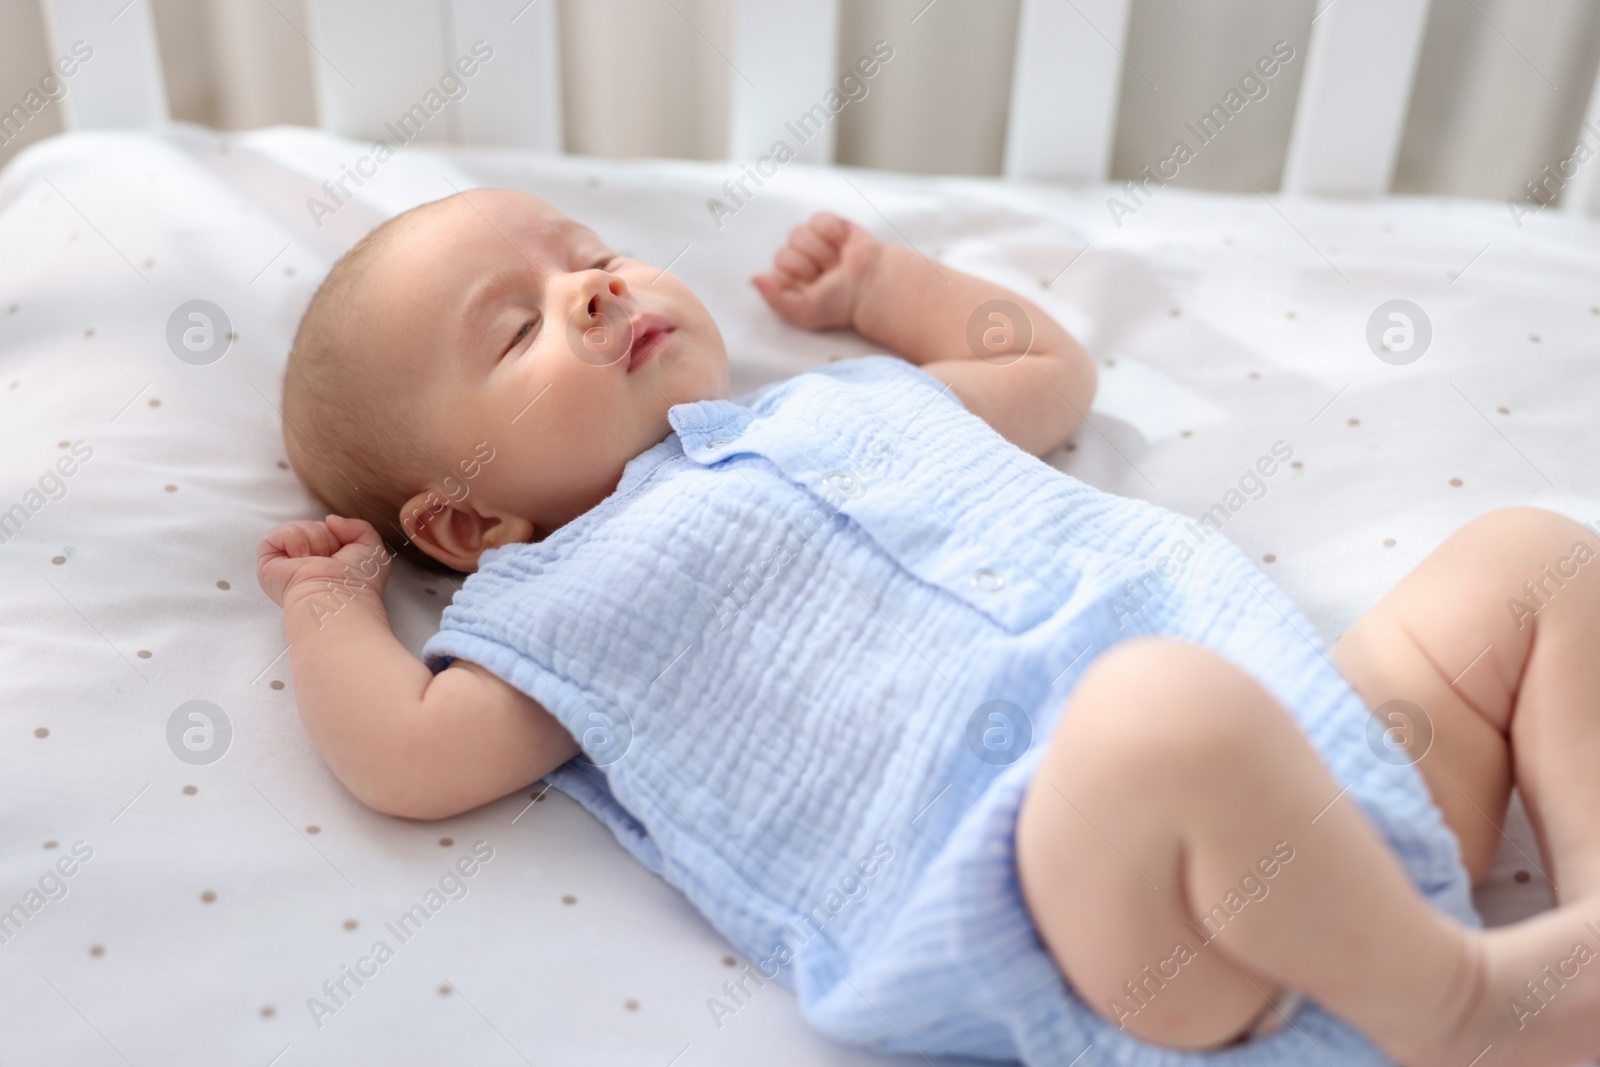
[0,122,1595,1066]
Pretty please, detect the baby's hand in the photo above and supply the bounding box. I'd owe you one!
[257,514,392,608]
[752,212,883,332]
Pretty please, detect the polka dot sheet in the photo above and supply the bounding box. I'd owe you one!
[1,122,1596,1065]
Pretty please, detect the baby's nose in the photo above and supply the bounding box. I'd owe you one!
[589,274,629,315]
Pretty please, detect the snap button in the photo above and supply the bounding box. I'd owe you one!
[971,568,1004,592]
[821,471,858,494]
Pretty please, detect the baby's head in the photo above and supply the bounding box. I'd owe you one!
[283,189,729,574]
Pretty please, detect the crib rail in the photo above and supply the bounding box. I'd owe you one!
[304,0,562,151]
[32,0,1600,212]
[40,0,167,131]
[1003,0,1129,183]
[731,0,840,165]
[1280,0,1431,196]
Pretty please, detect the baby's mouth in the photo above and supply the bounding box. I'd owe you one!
[625,315,676,373]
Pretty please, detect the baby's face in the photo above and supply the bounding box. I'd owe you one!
[363,190,729,564]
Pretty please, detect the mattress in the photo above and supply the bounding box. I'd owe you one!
[1,122,1594,1066]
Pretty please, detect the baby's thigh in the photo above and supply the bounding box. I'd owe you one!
[1328,507,1585,881]
[1013,638,1283,1048]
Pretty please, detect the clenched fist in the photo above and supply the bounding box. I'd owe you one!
[257,514,393,609]
[751,212,883,332]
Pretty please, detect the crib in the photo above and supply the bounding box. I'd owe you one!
[35,0,1600,205]
[4,1,1600,1064]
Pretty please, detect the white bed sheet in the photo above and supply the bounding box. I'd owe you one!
[2,123,1597,1066]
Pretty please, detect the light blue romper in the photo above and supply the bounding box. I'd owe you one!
[421,355,1477,1067]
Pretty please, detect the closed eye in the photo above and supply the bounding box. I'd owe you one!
[503,315,540,358]
[498,254,613,360]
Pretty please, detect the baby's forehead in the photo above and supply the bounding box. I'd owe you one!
[361,192,591,305]
[420,191,586,252]
[355,192,598,347]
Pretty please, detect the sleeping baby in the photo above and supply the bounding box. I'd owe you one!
[258,188,1600,1067]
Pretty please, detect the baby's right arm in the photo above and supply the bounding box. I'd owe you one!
[257,515,578,820]
[752,213,1097,459]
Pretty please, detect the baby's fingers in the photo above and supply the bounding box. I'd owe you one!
[752,271,837,332]
[751,270,795,308]
[326,515,393,589]
[773,245,821,285]
[325,513,382,551]
[752,272,809,322]
[259,523,305,561]
[787,221,840,275]
[808,211,852,244]
[260,520,332,561]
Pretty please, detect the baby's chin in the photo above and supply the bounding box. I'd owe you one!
[663,341,731,404]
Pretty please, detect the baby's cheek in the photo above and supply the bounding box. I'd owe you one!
[676,319,730,396]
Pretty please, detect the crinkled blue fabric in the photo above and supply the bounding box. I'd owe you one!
[421,354,1477,1066]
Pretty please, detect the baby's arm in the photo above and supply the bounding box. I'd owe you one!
[752,213,1097,457]
[257,515,578,820]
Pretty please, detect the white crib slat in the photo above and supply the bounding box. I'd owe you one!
[729,0,839,165]
[449,0,563,151]
[1003,0,1130,183]
[307,0,561,149]
[1280,0,1431,196]
[1562,64,1600,218]
[39,0,168,130]
[305,0,453,145]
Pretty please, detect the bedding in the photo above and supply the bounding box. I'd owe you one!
[1,122,1595,1066]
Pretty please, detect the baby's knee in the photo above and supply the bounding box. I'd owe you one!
[1469,506,1597,563]
[1464,507,1600,610]
[1054,638,1289,781]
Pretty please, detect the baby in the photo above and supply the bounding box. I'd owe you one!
[258,188,1600,1067]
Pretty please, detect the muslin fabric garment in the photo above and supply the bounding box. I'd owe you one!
[422,354,1476,1067]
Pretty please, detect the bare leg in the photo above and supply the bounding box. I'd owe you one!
[1332,506,1600,901]
[1015,636,1600,1066]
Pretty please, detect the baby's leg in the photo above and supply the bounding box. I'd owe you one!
[1014,636,1600,1066]
[1332,506,1600,899]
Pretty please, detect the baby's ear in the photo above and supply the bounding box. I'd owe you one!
[399,491,533,572]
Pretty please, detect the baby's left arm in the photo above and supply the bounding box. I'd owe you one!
[753,213,1097,457]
